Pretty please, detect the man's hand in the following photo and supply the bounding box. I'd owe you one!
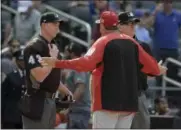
[158,60,167,75]
[48,44,59,58]
[40,44,59,67]
[40,57,57,67]
[58,82,74,101]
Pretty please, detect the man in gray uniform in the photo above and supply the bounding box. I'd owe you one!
[117,12,167,129]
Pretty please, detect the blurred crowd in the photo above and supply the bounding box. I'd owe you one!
[1,0,181,129]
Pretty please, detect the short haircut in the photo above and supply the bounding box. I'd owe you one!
[105,26,118,30]
[8,39,19,46]
[68,44,83,57]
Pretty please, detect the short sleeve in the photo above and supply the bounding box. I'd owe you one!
[73,71,87,85]
[24,46,42,71]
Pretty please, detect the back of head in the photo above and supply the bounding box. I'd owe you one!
[68,44,84,57]
[8,39,20,54]
[13,48,24,61]
[95,11,119,34]
[118,11,140,24]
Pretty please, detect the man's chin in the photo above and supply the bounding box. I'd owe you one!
[53,35,56,39]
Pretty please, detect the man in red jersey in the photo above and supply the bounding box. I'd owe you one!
[40,11,166,128]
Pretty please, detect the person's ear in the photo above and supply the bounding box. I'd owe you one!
[118,24,124,31]
[117,24,121,30]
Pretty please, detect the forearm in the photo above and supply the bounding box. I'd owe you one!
[45,38,105,72]
[41,67,53,79]
[139,43,158,76]
[141,57,160,75]
[55,56,96,72]
[138,45,160,75]
[58,82,71,96]
[31,66,52,82]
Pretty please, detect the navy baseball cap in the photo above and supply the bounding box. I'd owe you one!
[40,12,64,25]
[118,12,140,24]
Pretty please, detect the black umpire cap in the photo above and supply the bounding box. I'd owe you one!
[13,48,24,61]
[40,12,64,25]
[118,12,140,24]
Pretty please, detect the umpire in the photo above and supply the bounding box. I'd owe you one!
[117,12,167,129]
[21,12,72,129]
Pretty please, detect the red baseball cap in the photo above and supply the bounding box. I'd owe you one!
[95,11,118,28]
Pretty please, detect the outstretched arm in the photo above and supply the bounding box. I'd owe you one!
[41,38,106,72]
[137,43,161,75]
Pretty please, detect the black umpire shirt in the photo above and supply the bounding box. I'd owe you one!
[134,36,153,91]
[24,35,61,93]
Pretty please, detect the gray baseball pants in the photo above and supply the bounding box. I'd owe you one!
[22,98,56,129]
[131,92,150,129]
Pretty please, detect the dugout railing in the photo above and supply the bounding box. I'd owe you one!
[148,58,181,97]
[1,3,92,56]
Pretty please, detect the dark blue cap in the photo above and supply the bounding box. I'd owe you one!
[40,12,64,25]
[118,12,140,24]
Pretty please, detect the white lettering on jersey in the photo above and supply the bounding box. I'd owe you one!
[28,54,42,64]
[28,55,35,64]
[36,54,42,62]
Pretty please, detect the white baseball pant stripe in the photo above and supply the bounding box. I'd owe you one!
[92,110,135,129]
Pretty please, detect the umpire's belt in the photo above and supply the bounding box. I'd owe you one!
[45,92,55,99]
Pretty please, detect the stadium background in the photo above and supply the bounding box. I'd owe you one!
[1,0,181,129]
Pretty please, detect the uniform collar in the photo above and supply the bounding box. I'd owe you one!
[161,9,174,16]
[38,35,49,44]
